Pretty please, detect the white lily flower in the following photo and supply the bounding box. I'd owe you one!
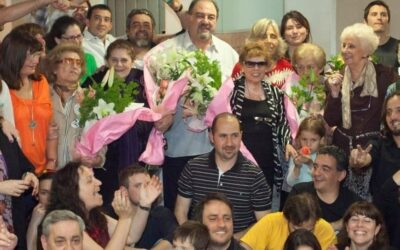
[123,102,145,112]
[93,99,116,119]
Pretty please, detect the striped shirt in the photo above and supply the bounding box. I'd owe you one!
[178,150,272,232]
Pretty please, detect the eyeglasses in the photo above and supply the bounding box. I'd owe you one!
[61,34,83,41]
[56,58,84,66]
[244,61,268,68]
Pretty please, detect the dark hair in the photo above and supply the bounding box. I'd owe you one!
[87,4,112,19]
[318,145,348,172]
[283,229,322,250]
[105,39,135,61]
[38,171,55,182]
[173,221,209,250]
[297,116,325,140]
[193,193,233,223]
[280,11,311,43]
[337,201,388,250]
[126,9,156,30]
[44,43,86,83]
[0,31,42,90]
[283,193,322,226]
[239,40,271,66]
[382,90,400,137]
[188,0,219,18]
[46,161,107,232]
[118,164,149,188]
[210,112,241,134]
[364,1,390,22]
[46,16,82,50]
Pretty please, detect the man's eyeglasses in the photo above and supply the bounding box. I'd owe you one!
[56,58,84,66]
[244,61,268,68]
[61,34,83,41]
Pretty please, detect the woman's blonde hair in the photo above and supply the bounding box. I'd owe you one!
[247,18,287,61]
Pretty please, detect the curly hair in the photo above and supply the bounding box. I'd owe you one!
[340,23,379,57]
[238,41,271,67]
[337,201,389,250]
[292,43,326,71]
[45,161,107,232]
[44,43,86,84]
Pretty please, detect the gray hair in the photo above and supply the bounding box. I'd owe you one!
[340,23,379,56]
[42,210,85,238]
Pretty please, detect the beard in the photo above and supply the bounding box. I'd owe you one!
[129,37,152,48]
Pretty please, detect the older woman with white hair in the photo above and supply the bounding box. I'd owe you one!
[232,18,294,89]
[324,23,397,200]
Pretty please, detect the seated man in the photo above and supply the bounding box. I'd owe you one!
[173,221,209,250]
[40,210,85,250]
[289,145,361,231]
[193,193,245,250]
[241,193,336,250]
[175,113,271,238]
[118,165,178,249]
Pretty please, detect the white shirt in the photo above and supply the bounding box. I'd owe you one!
[82,29,116,67]
[0,81,15,126]
[146,31,238,157]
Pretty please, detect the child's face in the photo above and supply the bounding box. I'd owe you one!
[298,130,322,153]
[38,179,52,207]
[173,238,195,250]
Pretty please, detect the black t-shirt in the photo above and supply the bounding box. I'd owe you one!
[135,206,178,248]
[289,182,362,222]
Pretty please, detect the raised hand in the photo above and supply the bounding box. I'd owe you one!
[350,144,372,168]
[0,217,17,250]
[112,189,134,219]
[23,172,39,196]
[139,176,162,208]
[285,144,297,161]
[327,72,343,98]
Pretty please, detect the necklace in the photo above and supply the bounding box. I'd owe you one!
[19,87,36,145]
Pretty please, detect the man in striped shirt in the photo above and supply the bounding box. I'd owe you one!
[174,113,272,239]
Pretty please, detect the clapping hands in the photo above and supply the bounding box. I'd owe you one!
[139,175,162,208]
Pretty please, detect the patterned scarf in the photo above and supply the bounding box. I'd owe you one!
[341,61,378,129]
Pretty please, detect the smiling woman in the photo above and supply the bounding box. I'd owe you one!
[82,39,152,211]
[335,201,390,250]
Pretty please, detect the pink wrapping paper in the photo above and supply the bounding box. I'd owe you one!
[282,72,300,140]
[76,107,162,157]
[139,60,190,165]
[205,78,258,165]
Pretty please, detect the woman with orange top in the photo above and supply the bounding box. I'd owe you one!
[0,30,57,175]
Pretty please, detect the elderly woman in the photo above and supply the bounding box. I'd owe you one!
[83,39,152,211]
[324,23,396,200]
[45,161,162,249]
[280,11,311,60]
[0,29,57,175]
[43,43,104,169]
[45,15,97,83]
[232,18,294,89]
[230,41,291,192]
[287,43,327,119]
[333,201,391,250]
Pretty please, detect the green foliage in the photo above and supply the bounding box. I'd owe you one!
[291,69,326,113]
[328,54,345,71]
[78,76,138,127]
[192,50,222,89]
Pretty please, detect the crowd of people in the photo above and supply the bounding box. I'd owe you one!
[0,0,399,249]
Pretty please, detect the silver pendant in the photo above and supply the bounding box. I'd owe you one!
[29,120,37,129]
